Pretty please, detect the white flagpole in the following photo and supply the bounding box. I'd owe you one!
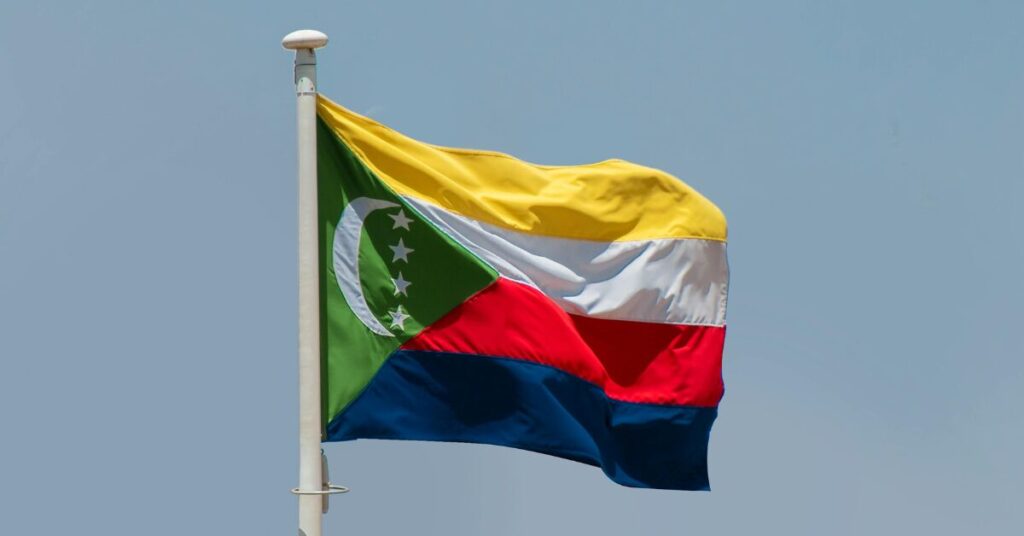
[283,29,329,536]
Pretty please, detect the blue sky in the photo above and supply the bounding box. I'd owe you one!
[1,1,1022,534]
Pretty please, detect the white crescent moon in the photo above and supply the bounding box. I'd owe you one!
[333,197,400,337]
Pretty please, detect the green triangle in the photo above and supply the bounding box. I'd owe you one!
[316,118,498,428]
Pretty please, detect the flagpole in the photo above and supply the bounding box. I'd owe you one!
[283,29,329,536]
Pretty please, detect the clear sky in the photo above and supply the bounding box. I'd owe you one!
[1,1,1022,534]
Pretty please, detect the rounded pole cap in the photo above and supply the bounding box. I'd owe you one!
[282,29,329,50]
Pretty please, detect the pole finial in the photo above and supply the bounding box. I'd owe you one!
[282,29,329,50]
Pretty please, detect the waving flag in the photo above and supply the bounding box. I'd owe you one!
[316,95,729,490]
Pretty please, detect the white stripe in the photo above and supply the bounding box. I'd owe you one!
[403,196,729,326]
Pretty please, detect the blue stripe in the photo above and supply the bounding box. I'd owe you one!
[325,350,717,490]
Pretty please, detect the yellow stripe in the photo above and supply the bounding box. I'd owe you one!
[316,95,727,242]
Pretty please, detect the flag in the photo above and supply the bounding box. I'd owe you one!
[315,95,729,490]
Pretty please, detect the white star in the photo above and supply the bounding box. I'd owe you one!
[387,305,410,331]
[389,238,414,263]
[392,272,411,296]
[388,209,414,231]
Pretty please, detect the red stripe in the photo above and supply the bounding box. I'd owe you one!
[401,278,724,407]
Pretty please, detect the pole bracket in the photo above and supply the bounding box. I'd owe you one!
[291,484,350,496]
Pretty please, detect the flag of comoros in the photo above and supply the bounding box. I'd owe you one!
[315,95,729,490]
